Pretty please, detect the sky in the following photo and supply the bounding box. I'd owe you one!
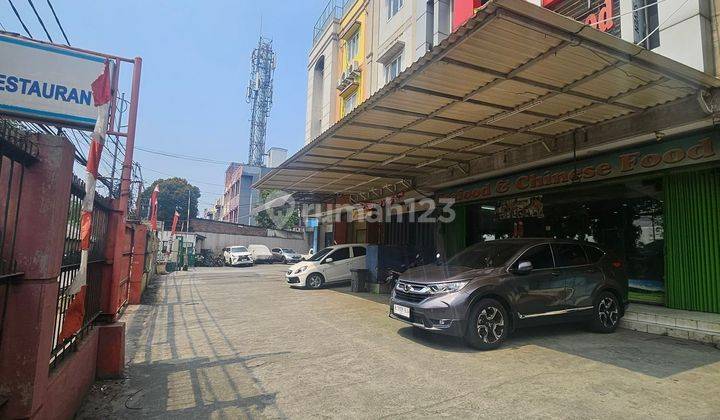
[0,0,326,209]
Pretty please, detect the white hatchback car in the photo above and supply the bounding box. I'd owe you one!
[286,244,367,289]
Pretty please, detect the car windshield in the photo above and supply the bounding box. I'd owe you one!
[282,248,295,253]
[230,246,247,253]
[306,248,333,262]
[446,242,524,269]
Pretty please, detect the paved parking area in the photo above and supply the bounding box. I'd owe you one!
[77,265,720,419]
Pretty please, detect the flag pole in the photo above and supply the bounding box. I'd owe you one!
[67,61,112,296]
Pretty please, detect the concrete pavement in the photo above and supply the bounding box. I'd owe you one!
[77,266,720,419]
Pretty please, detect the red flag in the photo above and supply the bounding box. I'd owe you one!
[80,211,93,250]
[59,286,86,342]
[150,185,159,231]
[171,210,180,236]
[91,60,112,106]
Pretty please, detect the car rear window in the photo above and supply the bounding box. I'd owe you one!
[553,244,588,267]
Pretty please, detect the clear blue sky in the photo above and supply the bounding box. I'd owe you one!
[0,0,325,208]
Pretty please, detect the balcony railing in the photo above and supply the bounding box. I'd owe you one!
[312,0,356,45]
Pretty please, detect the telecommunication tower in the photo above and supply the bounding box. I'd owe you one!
[246,37,276,167]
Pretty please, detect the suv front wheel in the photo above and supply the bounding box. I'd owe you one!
[465,298,509,350]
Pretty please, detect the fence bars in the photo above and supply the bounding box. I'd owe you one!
[0,121,38,351]
[49,177,109,369]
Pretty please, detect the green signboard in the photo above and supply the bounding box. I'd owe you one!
[440,133,719,203]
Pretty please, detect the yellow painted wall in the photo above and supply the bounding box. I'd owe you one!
[337,0,369,119]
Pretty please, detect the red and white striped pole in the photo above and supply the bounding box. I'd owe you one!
[67,61,113,296]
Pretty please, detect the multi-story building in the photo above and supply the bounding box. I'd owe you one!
[222,163,271,225]
[204,196,224,221]
[306,0,455,145]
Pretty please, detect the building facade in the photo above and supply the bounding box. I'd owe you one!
[305,0,456,144]
[281,0,720,315]
[222,163,271,225]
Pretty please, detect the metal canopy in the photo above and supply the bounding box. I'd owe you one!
[255,0,720,200]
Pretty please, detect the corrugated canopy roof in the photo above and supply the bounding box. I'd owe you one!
[255,0,720,200]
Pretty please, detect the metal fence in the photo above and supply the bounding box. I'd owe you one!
[313,0,355,44]
[0,121,38,350]
[49,176,110,368]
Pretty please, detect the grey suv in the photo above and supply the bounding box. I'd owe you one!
[389,239,628,350]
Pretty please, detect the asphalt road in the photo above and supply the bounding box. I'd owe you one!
[77,265,720,419]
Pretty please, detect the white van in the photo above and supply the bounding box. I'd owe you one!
[247,244,274,263]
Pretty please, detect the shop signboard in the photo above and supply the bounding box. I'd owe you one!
[0,33,106,128]
[440,133,719,203]
[497,195,544,220]
[543,0,621,36]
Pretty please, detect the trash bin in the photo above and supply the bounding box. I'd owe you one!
[350,269,369,292]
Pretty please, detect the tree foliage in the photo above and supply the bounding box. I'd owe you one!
[140,178,201,226]
[254,189,300,231]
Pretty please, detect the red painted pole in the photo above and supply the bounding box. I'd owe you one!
[107,57,142,318]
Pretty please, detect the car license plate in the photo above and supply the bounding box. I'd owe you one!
[393,304,410,318]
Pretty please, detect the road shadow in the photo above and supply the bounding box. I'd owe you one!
[394,320,720,378]
[325,284,391,306]
[77,271,289,419]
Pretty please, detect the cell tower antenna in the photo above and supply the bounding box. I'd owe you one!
[246,36,276,167]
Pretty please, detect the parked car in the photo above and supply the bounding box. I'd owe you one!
[247,244,274,263]
[389,239,628,350]
[285,244,367,289]
[222,246,253,267]
[271,248,302,264]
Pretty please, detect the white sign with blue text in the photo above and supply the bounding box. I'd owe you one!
[0,34,106,127]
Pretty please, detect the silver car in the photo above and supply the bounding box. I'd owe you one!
[271,248,302,264]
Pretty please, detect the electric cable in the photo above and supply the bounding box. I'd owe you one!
[26,0,52,42]
[45,0,68,44]
[7,0,32,37]
[637,0,690,46]
[135,146,234,165]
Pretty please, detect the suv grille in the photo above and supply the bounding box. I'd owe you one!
[394,290,428,303]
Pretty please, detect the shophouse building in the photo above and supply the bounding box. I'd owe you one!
[259,0,720,317]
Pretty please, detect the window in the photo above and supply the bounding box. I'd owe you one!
[308,247,333,262]
[584,245,606,263]
[230,246,247,253]
[385,52,402,83]
[352,246,366,257]
[446,241,525,269]
[343,92,357,116]
[516,244,554,270]
[387,0,403,19]
[272,248,281,253]
[553,244,589,267]
[345,31,359,65]
[328,247,350,262]
[633,0,660,49]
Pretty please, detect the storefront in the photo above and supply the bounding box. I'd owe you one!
[439,131,720,313]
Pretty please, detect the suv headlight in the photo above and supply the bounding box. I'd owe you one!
[294,266,308,274]
[428,281,468,294]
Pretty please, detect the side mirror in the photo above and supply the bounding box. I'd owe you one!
[324,257,334,264]
[515,261,533,274]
